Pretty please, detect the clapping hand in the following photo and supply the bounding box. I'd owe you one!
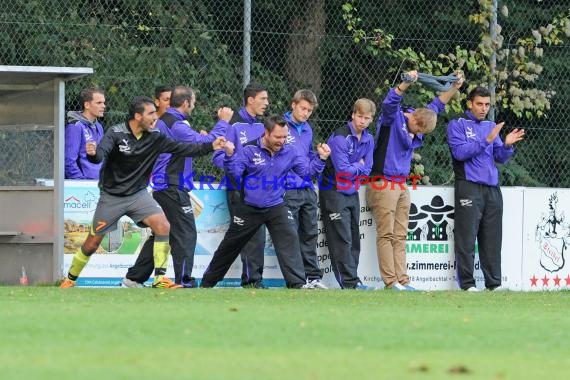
[505,128,525,147]
[486,122,505,143]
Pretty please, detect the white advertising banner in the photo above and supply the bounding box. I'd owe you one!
[63,181,527,290]
[522,188,570,291]
[319,186,523,290]
[499,187,525,290]
[64,181,285,287]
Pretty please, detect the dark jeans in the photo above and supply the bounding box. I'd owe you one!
[201,203,306,288]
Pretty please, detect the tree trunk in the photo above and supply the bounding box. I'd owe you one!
[285,0,325,96]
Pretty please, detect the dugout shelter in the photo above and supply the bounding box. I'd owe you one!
[0,66,92,285]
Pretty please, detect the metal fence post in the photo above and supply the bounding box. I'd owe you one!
[489,0,498,121]
[243,0,252,90]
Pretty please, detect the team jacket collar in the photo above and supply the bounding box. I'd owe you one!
[165,108,186,121]
[238,107,258,124]
[464,110,486,124]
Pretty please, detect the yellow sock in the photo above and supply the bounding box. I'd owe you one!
[153,235,170,277]
[68,247,91,280]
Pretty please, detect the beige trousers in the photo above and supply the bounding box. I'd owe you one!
[366,179,411,287]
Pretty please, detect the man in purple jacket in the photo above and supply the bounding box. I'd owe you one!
[447,86,524,292]
[122,86,233,288]
[319,98,376,289]
[64,87,106,179]
[283,89,328,289]
[366,70,464,291]
[201,115,330,288]
[212,82,269,288]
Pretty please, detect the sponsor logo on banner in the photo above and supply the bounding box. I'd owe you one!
[529,191,570,290]
[535,192,567,272]
[405,194,458,290]
[412,195,454,242]
[64,193,95,210]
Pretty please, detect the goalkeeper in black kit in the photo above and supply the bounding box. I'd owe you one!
[61,96,227,289]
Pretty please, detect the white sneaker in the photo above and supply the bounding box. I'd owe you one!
[488,285,508,291]
[391,283,406,291]
[308,279,328,289]
[466,286,481,292]
[121,278,144,288]
[301,282,315,289]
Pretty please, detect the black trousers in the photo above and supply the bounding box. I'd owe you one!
[125,186,196,284]
[284,188,322,280]
[201,203,306,288]
[319,189,361,288]
[226,190,266,286]
[454,180,503,290]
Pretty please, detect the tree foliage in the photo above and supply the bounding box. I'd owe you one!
[0,0,294,129]
[341,0,569,185]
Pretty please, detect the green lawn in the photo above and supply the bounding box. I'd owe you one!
[1,288,569,380]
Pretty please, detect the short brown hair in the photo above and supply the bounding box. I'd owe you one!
[263,115,287,133]
[291,89,318,108]
[80,87,104,108]
[352,98,376,116]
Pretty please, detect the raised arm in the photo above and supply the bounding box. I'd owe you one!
[493,126,523,164]
[222,141,246,180]
[437,72,465,105]
[158,133,217,157]
[395,70,418,96]
[296,142,330,178]
[176,107,233,144]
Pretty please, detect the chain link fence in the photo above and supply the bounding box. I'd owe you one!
[1,0,568,186]
[0,125,54,186]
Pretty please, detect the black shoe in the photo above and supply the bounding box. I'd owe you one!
[199,281,214,288]
[242,281,268,289]
[181,276,197,288]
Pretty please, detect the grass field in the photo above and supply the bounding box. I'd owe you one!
[1,288,569,380]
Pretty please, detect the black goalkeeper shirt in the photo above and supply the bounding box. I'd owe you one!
[88,122,213,196]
